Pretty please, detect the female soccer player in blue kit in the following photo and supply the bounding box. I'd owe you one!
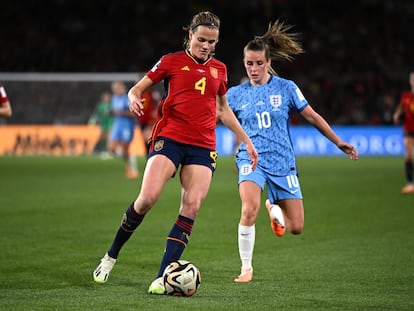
[108,81,139,179]
[93,11,258,294]
[225,20,359,283]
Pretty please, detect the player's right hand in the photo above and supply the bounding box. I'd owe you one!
[129,97,145,116]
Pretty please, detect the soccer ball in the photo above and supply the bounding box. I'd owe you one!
[162,260,201,297]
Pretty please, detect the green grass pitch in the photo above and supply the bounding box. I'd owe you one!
[0,155,413,310]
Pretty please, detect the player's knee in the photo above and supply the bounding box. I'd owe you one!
[181,198,204,219]
[240,213,256,225]
[135,196,157,214]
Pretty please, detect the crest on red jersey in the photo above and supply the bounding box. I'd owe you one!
[209,67,218,79]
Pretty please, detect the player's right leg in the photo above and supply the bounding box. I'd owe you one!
[93,253,116,284]
[93,202,145,283]
[234,179,262,283]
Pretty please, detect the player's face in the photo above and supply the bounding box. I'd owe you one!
[111,82,125,95]
[243,50,271,86]
[188,26,219,61]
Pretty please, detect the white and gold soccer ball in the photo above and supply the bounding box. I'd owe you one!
[162,260,201,297]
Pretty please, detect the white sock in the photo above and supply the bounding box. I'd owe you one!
[128,155,137,171]
[271,204,285,227]
[238,224,255,271]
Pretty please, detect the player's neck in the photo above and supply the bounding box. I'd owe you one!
[186,50,209,64]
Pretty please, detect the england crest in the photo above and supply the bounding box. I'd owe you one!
[269,95,282,110]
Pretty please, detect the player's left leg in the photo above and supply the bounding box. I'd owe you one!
[149,163,213,294]
[266,174,304,235]
[401,136,414,194]
[278,199,304,235]
[265,199,286,237]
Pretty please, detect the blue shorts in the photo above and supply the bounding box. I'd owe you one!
[110,122,135,143]
[237,160,303,202]
[149,137,217,173]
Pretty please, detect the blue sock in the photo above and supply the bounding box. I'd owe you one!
[108,202,145,259]
[156,215,194,277]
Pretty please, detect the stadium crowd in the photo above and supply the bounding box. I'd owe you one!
[1,0,413,125]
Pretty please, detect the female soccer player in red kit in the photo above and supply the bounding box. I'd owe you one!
[93,11,258,294]
[0,83,12,118]
[394,71,414,194]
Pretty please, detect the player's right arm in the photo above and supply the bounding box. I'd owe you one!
[217,94,258,169]
[128,76,154,117]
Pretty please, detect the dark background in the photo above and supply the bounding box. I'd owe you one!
[1,0,413,125]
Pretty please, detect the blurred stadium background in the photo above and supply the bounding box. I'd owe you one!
[0,0,413,155]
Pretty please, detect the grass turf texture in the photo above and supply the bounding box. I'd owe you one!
[0,155,413,311]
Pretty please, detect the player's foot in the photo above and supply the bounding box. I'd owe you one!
[234,268,253,283]
[148,277,165,294]
[93,253,116,284]
[265,199,286,237]
[401,183,414,194]
[126,169,139,179]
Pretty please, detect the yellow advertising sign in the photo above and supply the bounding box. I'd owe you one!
[0,125,146,156]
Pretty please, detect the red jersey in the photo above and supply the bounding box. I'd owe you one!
[400,91,414,132]
[137,90,156,125]
[146,50,228,149]
[0,83,9,104]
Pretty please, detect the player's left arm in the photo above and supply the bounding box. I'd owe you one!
[217,95,258,169]
[393,102,404,125]
[301,105,358,160]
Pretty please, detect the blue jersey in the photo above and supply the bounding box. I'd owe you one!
[111,94,135,127]
[227,75,308,176]
[110,94,136,143]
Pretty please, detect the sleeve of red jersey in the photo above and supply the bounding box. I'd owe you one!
[146,54,170,85]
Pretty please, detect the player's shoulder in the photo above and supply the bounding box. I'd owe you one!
[228,80,249,94]
[208,56,226,68]
[160,50,185,61]
[270,75,295,87]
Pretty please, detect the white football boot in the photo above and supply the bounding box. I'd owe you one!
[93,253,116,284]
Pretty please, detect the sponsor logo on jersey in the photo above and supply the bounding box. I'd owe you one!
[181,66,190,71]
